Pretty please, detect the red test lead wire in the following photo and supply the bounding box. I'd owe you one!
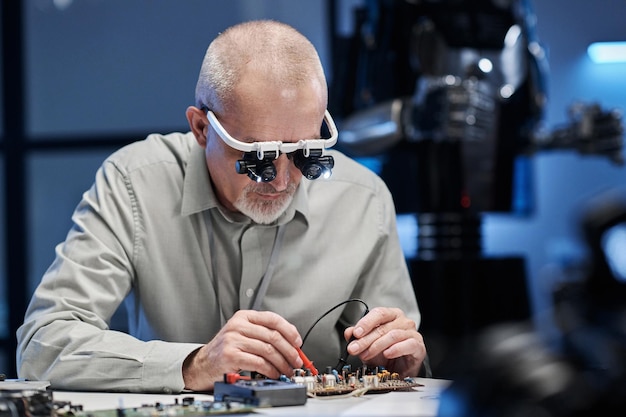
[296,346,319,376]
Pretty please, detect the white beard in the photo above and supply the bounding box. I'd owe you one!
[234,181,297,224]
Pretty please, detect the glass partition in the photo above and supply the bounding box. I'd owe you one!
[27,150,116,295]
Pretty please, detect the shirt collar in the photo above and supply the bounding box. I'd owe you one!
[181,143,219,216]
[181,143,310,226]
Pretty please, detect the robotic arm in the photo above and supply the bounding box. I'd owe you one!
[334,0,624,219]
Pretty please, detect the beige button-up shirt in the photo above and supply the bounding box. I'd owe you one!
[16,132,420,393]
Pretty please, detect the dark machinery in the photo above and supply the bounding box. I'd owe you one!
[329,0,624,375]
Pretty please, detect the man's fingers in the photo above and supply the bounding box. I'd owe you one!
[184,311,304,391]
[241,310,303,346]
[356,328,420,360]
[228,310,303,373]
[352,308,416,345]
[232,316,303,369]
[229,342,294,379]
[352,307,403,337]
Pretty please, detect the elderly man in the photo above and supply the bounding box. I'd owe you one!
[17,20,426,393]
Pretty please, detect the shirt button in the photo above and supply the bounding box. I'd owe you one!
[245,288,255,298]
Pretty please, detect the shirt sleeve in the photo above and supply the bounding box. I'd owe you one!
[16,158,201,393]
[351,175,421,328]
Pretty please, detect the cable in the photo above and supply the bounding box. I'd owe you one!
[300,298,369,372]
[301,299,369,347]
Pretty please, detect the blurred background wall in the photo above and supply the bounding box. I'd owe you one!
[1,0,625,377]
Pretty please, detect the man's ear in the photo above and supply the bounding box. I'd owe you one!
[186,106,208,147]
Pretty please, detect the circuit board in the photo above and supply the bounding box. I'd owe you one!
[307,378,422,396]
[221,367,423,399]
[53,397,256,417]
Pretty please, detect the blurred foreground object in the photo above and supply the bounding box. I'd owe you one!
[436,188,626,417]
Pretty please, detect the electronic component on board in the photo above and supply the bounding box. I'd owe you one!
[322,366,337,389]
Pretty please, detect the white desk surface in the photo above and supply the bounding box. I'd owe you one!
[52,377,450,417]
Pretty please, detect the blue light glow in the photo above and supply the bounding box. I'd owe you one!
[587,41,626,64]
[602,223,626,282]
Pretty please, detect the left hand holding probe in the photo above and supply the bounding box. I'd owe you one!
[343,307,426,378]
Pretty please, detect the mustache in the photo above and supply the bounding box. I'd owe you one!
[246,182,296,195]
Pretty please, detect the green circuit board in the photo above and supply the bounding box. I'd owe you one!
[53,397,256,417]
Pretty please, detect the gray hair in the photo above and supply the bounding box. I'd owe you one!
[195,20,327,112]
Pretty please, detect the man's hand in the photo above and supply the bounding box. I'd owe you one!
[182,310,303,391]
[344,307,426,378]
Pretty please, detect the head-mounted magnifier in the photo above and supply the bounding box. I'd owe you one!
[206,109,338,183]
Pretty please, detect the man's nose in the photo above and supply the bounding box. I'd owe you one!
[270,154,292,191]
